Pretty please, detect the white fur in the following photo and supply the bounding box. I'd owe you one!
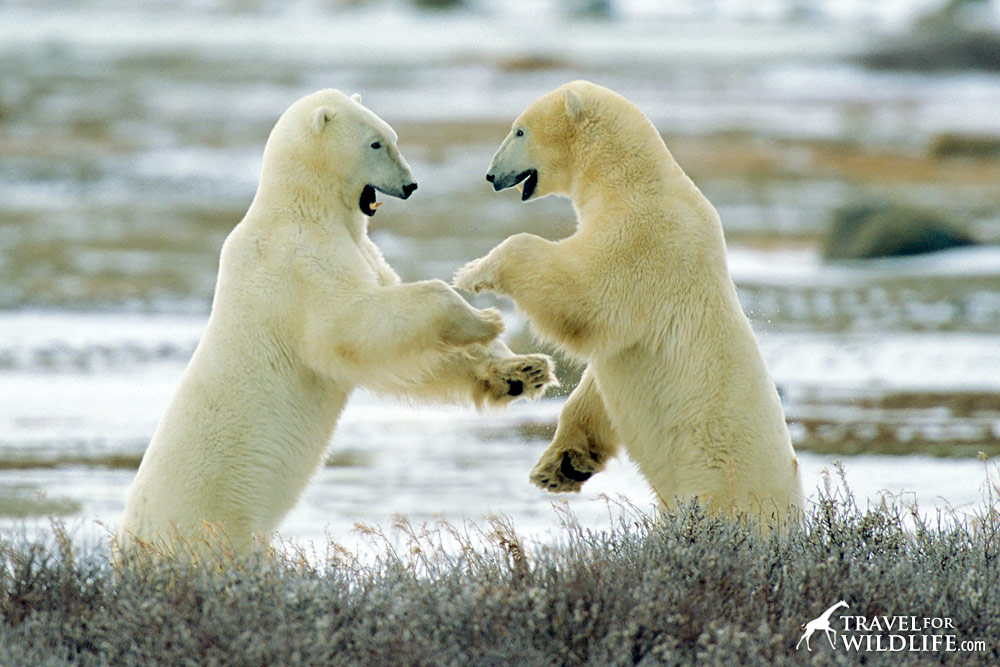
[118,89,556,557]
[456,81,804,528]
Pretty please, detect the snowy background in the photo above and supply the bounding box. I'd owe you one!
[2,0,999,553]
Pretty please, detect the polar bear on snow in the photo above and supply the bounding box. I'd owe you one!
[455,81,803,527]
[118,89,556,557]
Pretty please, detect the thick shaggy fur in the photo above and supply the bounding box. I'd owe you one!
[455,81,803,527]
[118,90,555,556]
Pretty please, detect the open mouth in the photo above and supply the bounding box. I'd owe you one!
[359,184,382,216]
[513,169,538,201]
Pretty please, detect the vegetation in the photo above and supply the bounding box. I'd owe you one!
[2,469,998,665]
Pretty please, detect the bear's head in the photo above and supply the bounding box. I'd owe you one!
[263,89,417,217]
[485,80,603,202]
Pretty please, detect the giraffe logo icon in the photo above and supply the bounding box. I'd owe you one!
[796,600,849,651]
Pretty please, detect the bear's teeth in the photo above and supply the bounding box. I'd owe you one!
[515,183,524,193]
[370,201,383,211]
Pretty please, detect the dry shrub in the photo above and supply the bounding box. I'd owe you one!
[2,469,999,665]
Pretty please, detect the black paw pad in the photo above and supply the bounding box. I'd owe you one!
[560,452,593,482]
[507,379,524,396]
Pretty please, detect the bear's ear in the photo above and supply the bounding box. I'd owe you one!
[312,106,335,133]
[564,89,586,121]
[350,93,362,103]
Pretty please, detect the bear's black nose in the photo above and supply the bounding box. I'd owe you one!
[402,183,418,199]
[485,173,495,183]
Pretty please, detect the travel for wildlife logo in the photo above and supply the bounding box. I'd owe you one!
[796,600,987,654]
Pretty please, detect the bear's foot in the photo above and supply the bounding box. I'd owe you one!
[530,446,602,493]
[480,354,557,405]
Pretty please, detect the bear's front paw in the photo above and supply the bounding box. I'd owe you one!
[480,354,558,405]
[530,446,602,493]
[453,257,497,295]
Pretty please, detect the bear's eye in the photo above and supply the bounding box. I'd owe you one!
[515,129,524,137]
[370,142,381,149]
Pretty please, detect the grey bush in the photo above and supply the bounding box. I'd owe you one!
[2,478,998,666]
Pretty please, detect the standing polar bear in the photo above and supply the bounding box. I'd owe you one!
[118,89,556,557]
[455,81,803,527]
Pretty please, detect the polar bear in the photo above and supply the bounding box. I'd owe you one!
[455,81,803,527]
[118,89,556,557]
